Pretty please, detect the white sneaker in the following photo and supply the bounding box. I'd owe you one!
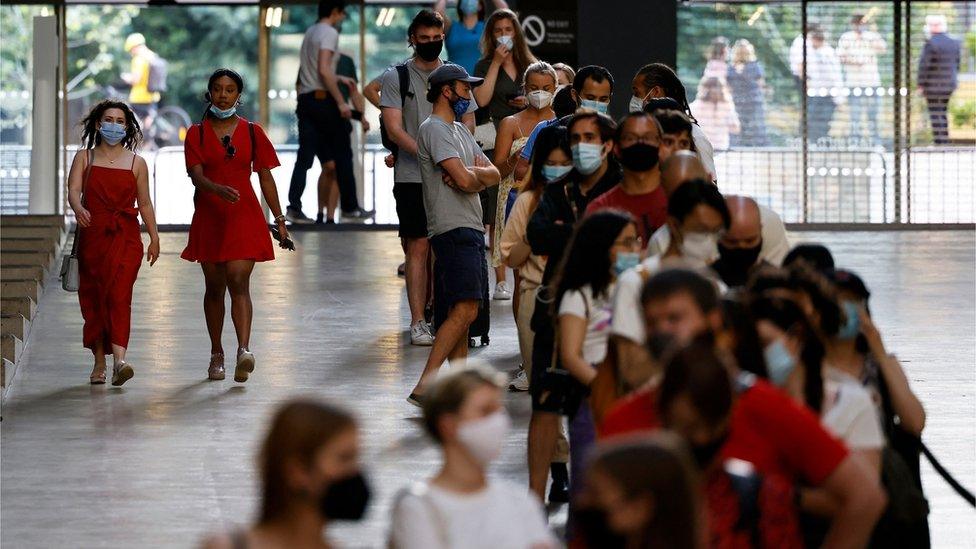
[493,282,512,301]
[410,322,434,346]
[509,368,529,392]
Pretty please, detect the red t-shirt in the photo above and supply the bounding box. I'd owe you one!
[584,184,667,244]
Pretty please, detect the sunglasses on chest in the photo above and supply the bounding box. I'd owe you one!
[221,135,236,159]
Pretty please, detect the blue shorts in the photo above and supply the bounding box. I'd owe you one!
[430,228,488,329]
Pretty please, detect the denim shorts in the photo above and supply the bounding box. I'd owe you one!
[430,227,488,329]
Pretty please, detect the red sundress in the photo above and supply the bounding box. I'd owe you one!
[180,117,280,263]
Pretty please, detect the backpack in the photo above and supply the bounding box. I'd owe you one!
[379,62,410,158]
[147,55,168,93]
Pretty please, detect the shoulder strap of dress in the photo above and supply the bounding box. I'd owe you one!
[130,151,137,172]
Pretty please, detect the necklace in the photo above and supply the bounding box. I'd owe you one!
[104,147,125,165]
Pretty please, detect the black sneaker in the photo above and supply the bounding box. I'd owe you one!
[548,462,570,503]
[326,218,336,225]
[315,213,324,224]
[285,207,314,225]
[340,208,376,222]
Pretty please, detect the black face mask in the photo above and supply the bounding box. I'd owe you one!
[690,430,729,470]
[716,241,763,287]
[646,332,675,361]
[319,472,371,521]
[414,40,444,62]
[618,142,660,172]
[574,506,627,549]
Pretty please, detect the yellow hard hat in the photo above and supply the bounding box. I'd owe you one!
[124,33,146,52]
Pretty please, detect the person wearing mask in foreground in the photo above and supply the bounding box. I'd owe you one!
[512,83,579,182]
[630,63,715,180]
[389,366,556,549]
[434,0,509,75]
[651,108,696,164]
[524,110,620,503]
[576,434,703,549]
[585,111,668,246]
[711,195,781,288]
[409,64,500,405]
[202,400,369,549]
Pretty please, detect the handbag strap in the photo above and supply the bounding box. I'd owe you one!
[69,149,95,256]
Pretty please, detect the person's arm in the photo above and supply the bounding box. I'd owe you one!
[806,454,886,548]
[364,76,383,108]
[501,194,532,269]
[473,50,509,107]
[917,41,933,91]
[526,189,572,257]
[257,168,290,243]
[614,337,656,391]
[432,0,452,34]
[461,111,476,134]
[382,107,419,156]
[860,307,926,435]
[67,151,92,228]
[492,117,518,178]
[133,156,160,266]
[439,155,499,193]
[318,48,351,119]
[558,305,598,385]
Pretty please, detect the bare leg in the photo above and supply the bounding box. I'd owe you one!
[327,171,339,221]
[111,344,126,366]
[528,410,561,500]
[317,161,336,221]
[201,262,228,355]
[405,237,430,325]
[487,224,506,284]
[412,300,479,395]
[224,260,255,351]
[91,340,107,379]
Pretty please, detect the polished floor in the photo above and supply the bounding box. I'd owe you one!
[1,230,973,548]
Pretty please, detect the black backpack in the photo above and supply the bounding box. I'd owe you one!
[147,55,168,93]
[379,63,410,158]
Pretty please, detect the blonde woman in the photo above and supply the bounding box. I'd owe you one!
[726,39,769,146]
[690,76,740,151]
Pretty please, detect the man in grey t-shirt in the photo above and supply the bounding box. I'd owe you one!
[407,64,500,407]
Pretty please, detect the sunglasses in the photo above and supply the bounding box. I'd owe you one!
[221,135,236,159]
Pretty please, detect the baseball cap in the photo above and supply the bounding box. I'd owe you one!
[426,63,484,103]
[124,33,146,52]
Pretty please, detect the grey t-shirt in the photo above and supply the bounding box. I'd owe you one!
[417,114,487,237]
[380,58,477,184]
[297,22,339,95]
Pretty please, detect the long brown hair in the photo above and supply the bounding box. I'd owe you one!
[588,433,703,548]
[258,400,356,524]
[479,9,537,79]
[79,100,143,150]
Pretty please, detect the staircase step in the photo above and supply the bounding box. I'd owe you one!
[1,266,45,282]
[0,215,65,227]
[1,280,40,302]
[1,358,12,388]
[0,251,54,268]
[1,225,64,240]
[1,297,36,320]
[1,334,23,366]
[1,314,29,340]
[1,237,60,253]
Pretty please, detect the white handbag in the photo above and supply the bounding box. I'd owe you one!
[474,121,497,151]
[60,150,93,292]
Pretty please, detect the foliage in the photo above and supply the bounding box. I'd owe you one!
[950,99,976,129]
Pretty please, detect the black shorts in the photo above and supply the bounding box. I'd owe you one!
[392,183,428,239]
[530,324,564,413]
[479,186,498,226]
[430,228,488,330]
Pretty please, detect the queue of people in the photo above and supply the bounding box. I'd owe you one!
[67,1,951,547]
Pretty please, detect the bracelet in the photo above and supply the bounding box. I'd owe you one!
[273,214,285,223]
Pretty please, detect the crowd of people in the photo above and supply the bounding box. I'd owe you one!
[66,1,956,547]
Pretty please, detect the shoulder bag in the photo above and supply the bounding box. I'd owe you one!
[60,150,94,292]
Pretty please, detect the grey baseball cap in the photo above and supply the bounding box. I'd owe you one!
[426,63,484,103]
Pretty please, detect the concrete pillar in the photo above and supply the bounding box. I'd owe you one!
[28,15,60,215]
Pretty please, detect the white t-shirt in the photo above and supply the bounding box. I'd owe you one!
[297,22,340,95]
[610,256,662,346]
[389,481,555,549]
[647,204,789,266]
[691,124,717,182]
[558,284,614,365]
[821,368,885,450]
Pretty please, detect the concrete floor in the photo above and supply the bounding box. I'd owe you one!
[1,230,973,548]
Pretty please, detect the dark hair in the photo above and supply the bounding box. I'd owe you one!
[720,298,768,379]
[408,8,445,41]
[552,85,578,118]
[79,100,143,150]
[667,178,731,228]
[587,434,702,549]
[573,65,614,94]
[784,244,835,272]
[827,269,871,302]
[746,264,844,338]
[422,365,505,443]
[635,63,694,122]
[318,0,346,20]
[614,111,662,143]
[641,268,720,314]
[654,109,693,139]
[749,295,825,413]
[658,339,734,426]
[851,13,867,25]
[455,0,486,21]
[554,210,635,312]
[526,124,571,193]
[259,399,356,524]
[201,68,246,127]
[643,97,682,114]
[708,37,729,61]
[568,110,617,143]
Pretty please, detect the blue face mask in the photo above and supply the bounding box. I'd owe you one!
[98,122,127,145]
[209,104,237,119]
[572,142,605,175]
[613,252,640,275]
[542,164,573,181]
[764,339,797,386]
[451,95,471,121]
[459,0,479,15]
[837,300,862,340]
[580,99,609,114]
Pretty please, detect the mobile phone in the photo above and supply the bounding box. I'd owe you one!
[506,93,519,101]
[270,226,296,251]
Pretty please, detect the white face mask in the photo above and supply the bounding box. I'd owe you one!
[629,95,645,113]
[680,231,720,263]
[497,35,514,51]
[527,90,553,109]
[457,409,510,465]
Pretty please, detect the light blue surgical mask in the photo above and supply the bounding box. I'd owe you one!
[764,339,797,386]
[837,300,861,340]
[98,122,127,145]
[542,164,573,181]
[497,35,514,50]
[572,142,605,175]
[580,99,609,114]
[460,0,479,15]
[614,252,640,275]
[209,104,237,119]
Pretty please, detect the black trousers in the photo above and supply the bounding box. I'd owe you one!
[925,94,951,145]
[288,93,359,213]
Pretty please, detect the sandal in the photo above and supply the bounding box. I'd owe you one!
[90,364,107,385]
[208,353,225,381]
[235,348,255,383]
[111,361,134,387]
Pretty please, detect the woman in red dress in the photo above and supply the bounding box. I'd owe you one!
[68,100,161,386]
[182,68,291,383]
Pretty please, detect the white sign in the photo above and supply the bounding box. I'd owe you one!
[521,15,546,47]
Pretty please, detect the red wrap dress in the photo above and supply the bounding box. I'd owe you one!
[77,155,143,353]
[180,117,280,263]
